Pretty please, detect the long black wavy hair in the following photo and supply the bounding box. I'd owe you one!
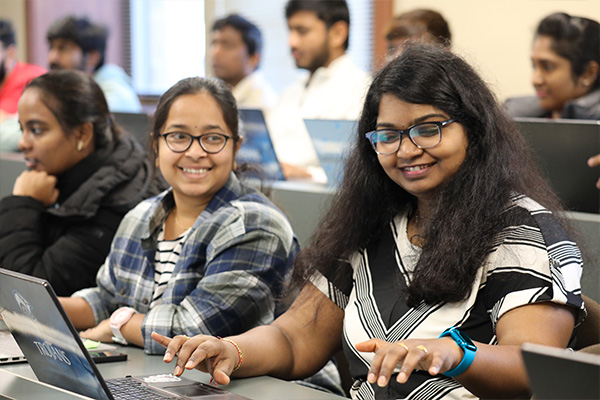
[292,44,565,307]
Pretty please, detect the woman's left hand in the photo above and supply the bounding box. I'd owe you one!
[355,337,462,387]
[80,318,114,343]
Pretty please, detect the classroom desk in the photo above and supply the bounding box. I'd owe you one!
[0,346,345,399]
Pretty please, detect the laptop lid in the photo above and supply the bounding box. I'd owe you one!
[0,269,250,399]
[304,119,356,187]
[112,112,151,149]
[0,268,114,399]
[521,342,600,399]
[238,108,285,181]
[514,117,600,214]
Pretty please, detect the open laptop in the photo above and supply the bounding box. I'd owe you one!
[112,112,152,149]
[521,342,600,399]
[238,108,285,181]
[0,320,26,364]
[514,117,600,214]
[304,119,356,187]
[0,268,249,400]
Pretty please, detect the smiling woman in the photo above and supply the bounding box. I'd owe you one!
[504,12,600,120]
[0,69,163,296]
[58,77,300,357]
[152,45,586,400]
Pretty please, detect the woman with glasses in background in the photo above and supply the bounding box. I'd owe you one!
[154,44,585,399]
[58,77,299,355]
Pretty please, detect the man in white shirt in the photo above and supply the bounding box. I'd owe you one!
[268,0,371,181]
[210,14,277,111]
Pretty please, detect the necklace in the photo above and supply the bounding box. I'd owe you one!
[408,208,427,247]
[171,208,193,231]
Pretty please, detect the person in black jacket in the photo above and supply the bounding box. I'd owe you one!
[0,69,165,295]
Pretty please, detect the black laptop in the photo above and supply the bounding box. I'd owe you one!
[0,268,249,400]
[521,342,600,399]
[514,117,600,214]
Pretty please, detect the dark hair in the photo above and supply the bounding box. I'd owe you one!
[385,9,451,48]
[536,12,600,89]
[212,14,263,58]
[46,16,108,71]
[285,0,350,50]
[150,77,240,164]
[292,44,565,307]
[25,69,117,149]
[0,19,16,48]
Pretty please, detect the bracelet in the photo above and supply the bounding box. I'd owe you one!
[220,338,243,372]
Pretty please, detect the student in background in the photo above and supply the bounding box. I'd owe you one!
[384,9,451,59]
[504,12,599,120]
[210,14,277,111]
[46,15,142,113]
[153,44,584,400]
[268,0,371,181]
[504,13,600,190]
[0,19,46,151]
[58,77,299,356]
[0,70,163,296]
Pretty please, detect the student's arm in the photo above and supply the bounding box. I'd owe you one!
[588,153,600,189]
[357,301,575,398]
[0,181,123,296]
[59,296,97,330]
[152,283,344,384]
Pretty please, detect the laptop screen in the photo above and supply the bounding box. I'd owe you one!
[514,118,600,214]
[238,109,285,181]
[304,119,356,187]
[0,269,112,400]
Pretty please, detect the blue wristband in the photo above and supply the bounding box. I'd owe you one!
[438,327,477,377]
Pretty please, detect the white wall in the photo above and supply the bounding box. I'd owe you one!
[393,0,600,101]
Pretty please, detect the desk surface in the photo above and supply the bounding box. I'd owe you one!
[0,346,345,399]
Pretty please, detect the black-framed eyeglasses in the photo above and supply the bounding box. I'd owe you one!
[365,118,456,155]
[161,132,232,154]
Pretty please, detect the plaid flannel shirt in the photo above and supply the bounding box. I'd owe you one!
[73,174,299,354]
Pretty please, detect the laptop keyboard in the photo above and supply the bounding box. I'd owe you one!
[107,377,174,399]
[106,376,227,399]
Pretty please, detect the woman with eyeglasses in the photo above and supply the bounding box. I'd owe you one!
[0,70,164,296]
[152,45,585,399]
[58,77,299,355]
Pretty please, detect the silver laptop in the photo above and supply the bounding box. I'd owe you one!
[521,342,600,399]
[0,320,26,364]
[0,268,249,400]
[304,119,356,187]
[514,117,600,214]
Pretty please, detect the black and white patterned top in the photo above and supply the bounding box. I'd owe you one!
[312,194,585,400]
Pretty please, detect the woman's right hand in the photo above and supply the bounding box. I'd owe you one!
[13,170,59,206]
[151,332,240,385]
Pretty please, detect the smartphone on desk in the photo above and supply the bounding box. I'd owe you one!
[89,351,128,363]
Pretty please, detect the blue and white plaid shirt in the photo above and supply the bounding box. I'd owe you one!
[73,174,299,354]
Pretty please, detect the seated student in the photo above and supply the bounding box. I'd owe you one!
[0,70,163,296]
[504,13,600,191]
[153,44,585,399]
[210,14,277,111]
[59,77,299,355]
[384,9,451,59]
[504,12,599,120]
[46,15,142,113]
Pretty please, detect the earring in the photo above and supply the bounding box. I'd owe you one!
[77,141,84,151]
